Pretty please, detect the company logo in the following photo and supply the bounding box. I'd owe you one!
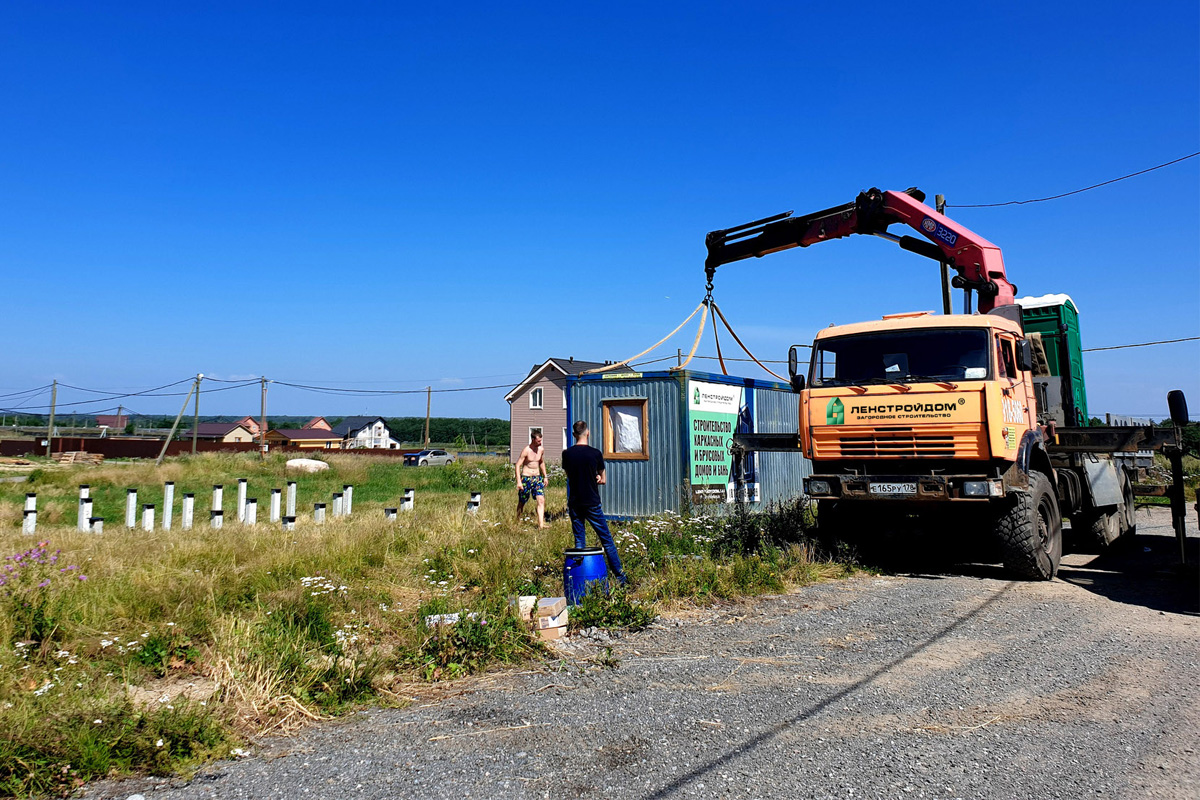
[826,397,844,425]
[694,387,701,405]
[921,218,937,233]
[849,401,959,414]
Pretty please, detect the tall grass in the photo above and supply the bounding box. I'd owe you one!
[0,453,851,796]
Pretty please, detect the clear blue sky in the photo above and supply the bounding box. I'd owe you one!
[3,2,1197,421]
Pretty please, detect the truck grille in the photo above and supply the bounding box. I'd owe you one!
[812,424,987,460]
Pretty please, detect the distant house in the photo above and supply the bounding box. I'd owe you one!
[95,414,128,429]
[302,417,332,431]
[180,423,255,443]
[233,416,261,437]
[265,429,342,450]
[331,416,401,449]
[505,357,609,463]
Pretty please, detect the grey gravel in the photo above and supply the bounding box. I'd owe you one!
[85,507,1199,800]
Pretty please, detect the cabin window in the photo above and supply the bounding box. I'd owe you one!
[602,399,649,460]
[999,338,1017,378]
[530,388,543,409]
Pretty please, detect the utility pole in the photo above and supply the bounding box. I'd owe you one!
[677,348,682,367]
[936,194,953,315]
[260,377,268,460]
[424,386,431,446]
[157,376,199,465]
[45,380,57,457]
[192,374,202,454]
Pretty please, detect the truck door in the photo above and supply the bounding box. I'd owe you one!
[992,333,1034,456]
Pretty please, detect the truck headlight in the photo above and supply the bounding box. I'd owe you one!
[807,479,831,495]
[962,481,990,497]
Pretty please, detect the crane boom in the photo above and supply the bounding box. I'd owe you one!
[704,187,1015,312]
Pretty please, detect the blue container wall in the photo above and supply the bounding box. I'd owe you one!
[569,371,811,518]
[569,376,684,518]
[751,386,813,506]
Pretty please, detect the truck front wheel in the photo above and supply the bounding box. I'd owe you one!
[994,472,1062,580]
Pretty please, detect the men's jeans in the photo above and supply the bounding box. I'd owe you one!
[568,502,626,583]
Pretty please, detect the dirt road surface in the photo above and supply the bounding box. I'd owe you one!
[85,507,1198,800]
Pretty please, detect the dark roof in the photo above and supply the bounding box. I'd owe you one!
[181,423,249,438]
[330,416,386,437]
[550,358,609,376]
[268,429,341,441]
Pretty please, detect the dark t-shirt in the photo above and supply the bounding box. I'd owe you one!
[561,444,604,508]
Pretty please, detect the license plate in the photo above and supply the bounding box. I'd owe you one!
[869,482,917,496]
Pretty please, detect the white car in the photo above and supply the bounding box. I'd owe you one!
[406,449,455,467]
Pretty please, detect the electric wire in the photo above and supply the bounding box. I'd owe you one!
[947,152,1199,208]
[1083,336,1199,352]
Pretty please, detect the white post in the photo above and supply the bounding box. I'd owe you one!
[384,507,397,521]
[163,482,175,531]
[286,481,297,517]
[210,509,223,529]
[22,509,36,535]
[79,484,90,500]
[212,485,223,513]
[142,504,155,532]
[77,486,90,531]
[24,493,36,513]
[343,485,353,515]
[125,489,137,529]
[270,489,281,523]
[314,503,326,524]
[466,492,481,514]
[245,498,257,526]
[182,493,194,530]
[402,488,414,511]
[332,492,343,517]
[89,517,103,534]
[237,479,247,522]
[79,498,93,532]
[281,515,295,531]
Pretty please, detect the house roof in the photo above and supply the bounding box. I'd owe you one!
[301,416,330,429]
[267,429,342,441]
[504,357,610,402]
[95,414,127,428]
[330,416,387,437]
[181,423,252,438]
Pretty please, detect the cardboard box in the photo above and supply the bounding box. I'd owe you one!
[508,595,537,620]
[537,597,566,618]
[536,625,566,641]
[535,607,568,630]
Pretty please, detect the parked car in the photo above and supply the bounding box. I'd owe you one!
[405,449,455,467]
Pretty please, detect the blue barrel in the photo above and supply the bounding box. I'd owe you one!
[563,547,608,605]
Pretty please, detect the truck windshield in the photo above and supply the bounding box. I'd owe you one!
[810,328,991,386]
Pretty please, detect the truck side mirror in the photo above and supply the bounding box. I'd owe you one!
[1016,340,1033,372]
[788,346,805,393]
[1168,390,1189,427]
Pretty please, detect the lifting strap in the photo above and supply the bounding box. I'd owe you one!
[580,299,707,375]
[709,301,728,375]
[668,299,709,372]
[710,301,788,382]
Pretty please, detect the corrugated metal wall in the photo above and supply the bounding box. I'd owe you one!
[570,371,812,518]
[752,385,813,506]
[571,376,684,518]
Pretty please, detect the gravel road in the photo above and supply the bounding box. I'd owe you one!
[85,507,1199,800]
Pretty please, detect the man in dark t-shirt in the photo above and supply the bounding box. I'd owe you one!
[561,420,627,584]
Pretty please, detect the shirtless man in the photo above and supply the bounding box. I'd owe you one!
[515,430,548,528]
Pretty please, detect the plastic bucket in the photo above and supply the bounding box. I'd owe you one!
[563,547,608,605]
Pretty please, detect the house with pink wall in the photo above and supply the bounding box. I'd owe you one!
[505,357,608,463]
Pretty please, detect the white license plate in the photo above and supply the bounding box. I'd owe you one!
[869,482,917,496]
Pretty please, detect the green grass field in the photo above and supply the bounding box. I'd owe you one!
[0,452,845,797]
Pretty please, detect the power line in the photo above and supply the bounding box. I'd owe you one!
[1083,336,1200,352]
[947,152,1199,208]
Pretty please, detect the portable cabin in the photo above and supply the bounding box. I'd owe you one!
[566,369,812,519]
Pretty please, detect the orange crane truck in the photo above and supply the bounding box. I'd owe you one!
[705,188,1188,579]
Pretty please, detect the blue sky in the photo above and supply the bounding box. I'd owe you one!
[2,2,1197,421]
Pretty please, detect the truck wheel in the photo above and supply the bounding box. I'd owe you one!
[995,472,1062,580]
[1088,510,1121,547]
[1119,467,1137,537]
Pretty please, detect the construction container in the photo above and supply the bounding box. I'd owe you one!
[566,369,812,519]
[1018,294,1089,426]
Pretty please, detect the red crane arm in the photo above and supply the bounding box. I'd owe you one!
[704,187,1015,311]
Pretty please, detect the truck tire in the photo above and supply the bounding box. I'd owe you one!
[995,472,1062,580]
[1119,466,1137,537]
[1088,510,1121,547]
